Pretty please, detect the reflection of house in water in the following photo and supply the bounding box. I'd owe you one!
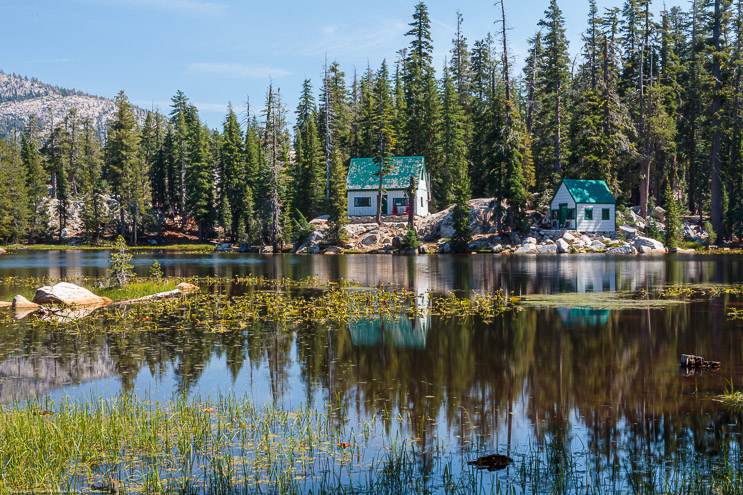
[348,276,430,349]
[0,345,117,402]
[557,308,609,326]
[349,314,429,348]
[556,259,615,326]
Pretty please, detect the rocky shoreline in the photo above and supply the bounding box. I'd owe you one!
[212,198,714,255]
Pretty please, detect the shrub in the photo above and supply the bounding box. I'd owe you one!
[109,235,135,286]
[704,220,717,246]
[150,259,163,281]
[291,211,315,245]
[644,223,664,243]
[400,228,421,249]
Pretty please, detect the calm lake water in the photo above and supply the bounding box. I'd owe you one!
[1,250,743,490]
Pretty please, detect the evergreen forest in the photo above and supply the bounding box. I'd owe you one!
[1,0,742,247]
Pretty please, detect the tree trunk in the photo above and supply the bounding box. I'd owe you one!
[120,205,126,238]
[376,167,383,226]
[408,175,416,229]
[555,78,562,178]
[711,0,724,241]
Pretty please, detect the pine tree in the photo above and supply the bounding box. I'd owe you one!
[439,67,467,209]
[326,150,348,245]
[262,85,291,250]
[220,104,247,241]
[106,90,142,240]
[80,118,105,240]
[186,124,214,241]
[663,179,681,248]
[0,139,29,244]
[20,117,49,243]
[470,34,497,197]
[293,79,324,220]
[449,165,472,253]
[534,0,571,189]
[372,60,397,225]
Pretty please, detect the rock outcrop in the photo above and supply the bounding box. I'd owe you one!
[634,236,666,254]
[33,282,113,306]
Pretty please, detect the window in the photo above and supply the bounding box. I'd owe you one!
[602,208,610,220]
[552,210,559,220]
[585,208,593,220]
[354,197,371,207]
[421,197,423,207]
[393,197,409,207]
[567,209,575,220]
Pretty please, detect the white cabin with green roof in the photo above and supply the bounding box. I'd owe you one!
[549,179,616,232]
[346,156,431,217]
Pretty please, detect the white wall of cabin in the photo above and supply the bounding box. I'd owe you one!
[550,184,576,210]
[348,190,426,216]
[347,170,430,217]
[576,204,615,232]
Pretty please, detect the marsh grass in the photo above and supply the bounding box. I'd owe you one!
[1,393,742,494]
[98,280,178,301]
[1,278,179,303]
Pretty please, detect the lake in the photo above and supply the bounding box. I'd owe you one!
[1,250,742,492]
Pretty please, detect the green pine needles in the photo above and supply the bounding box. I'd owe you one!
[109,236,135,286]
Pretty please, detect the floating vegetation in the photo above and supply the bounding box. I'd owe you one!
[0,276,513,329]
[715,380,743,412]
[516,290,689,311]
[656,283,743,298]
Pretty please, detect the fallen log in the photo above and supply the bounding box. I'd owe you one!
[115,283,200,305]
[116,289,184,305]
[680,354,721,370]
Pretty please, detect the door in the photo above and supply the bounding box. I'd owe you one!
[382,195,388,215]
[559,203,568,227]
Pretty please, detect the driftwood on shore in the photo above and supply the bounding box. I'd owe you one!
[680,354,721,370]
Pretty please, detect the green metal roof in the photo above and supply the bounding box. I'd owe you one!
[559,179,616,204]
[346,156,426,190]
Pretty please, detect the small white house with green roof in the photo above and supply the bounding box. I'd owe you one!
[346,156,431,217]
[549,179,616,232]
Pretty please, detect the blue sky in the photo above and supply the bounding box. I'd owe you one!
[3,0,685,128]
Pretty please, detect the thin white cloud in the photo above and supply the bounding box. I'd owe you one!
[295,18,408,58]
[187,63,291,79]
[89,0,226,17]
[28,58,75,64]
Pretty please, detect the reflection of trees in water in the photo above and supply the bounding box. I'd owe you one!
[3,293,743,464]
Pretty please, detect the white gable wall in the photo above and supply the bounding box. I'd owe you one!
[550,183,576,209]
[415,171,430,216]
[576,204,615,232]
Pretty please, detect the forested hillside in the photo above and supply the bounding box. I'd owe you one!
[0,0,741,248]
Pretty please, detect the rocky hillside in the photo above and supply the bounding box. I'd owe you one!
[0,70,148,138]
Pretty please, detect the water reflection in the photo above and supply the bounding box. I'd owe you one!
[3,252,743,296]
[0,295,741,458]
[2,252,743,473]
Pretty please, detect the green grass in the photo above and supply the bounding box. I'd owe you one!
[1,279,179,304]
[4,243,214,253]
[97,280,178,300]
[0,393,741,494]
